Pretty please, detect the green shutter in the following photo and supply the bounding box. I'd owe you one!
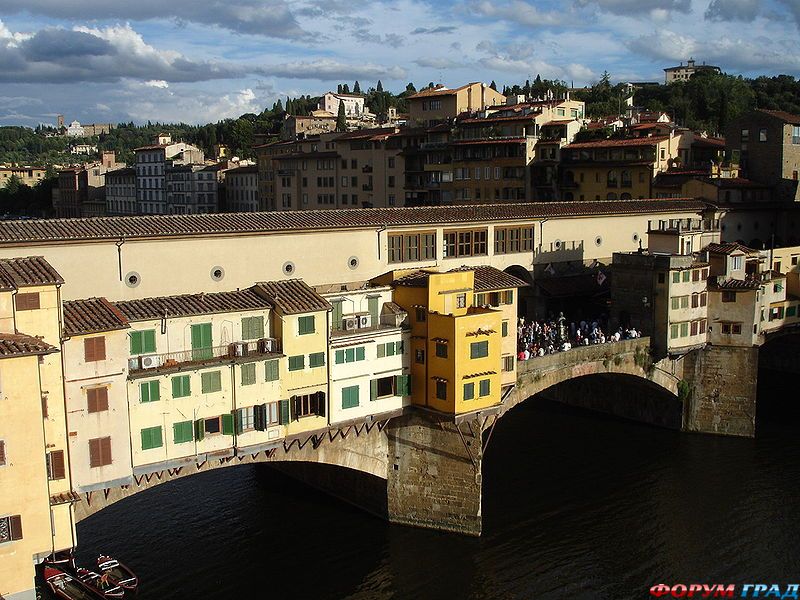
[397,341,404,354]
[332,300,344,331]
[173,421,193,444]
[288,355,304,371]
[502,321,509,337]
[368,297,379,326]
[309,352,325,368]
[130,331,143,355]
[344,348,355,363]
[370,379,378,401]
[222,413,235,435]
[479,379,490,397]
[377,344,385,358]
[470,341,489,359]
[141,426,163,450]
[140,382,150,403]
[265,360,279,381]
[172,375,190,398]
[298,315,315,335]
[316,391,326,417]
[254,404,267,431]
[342,386,359,409]
[242,316,264,340]
[234,410,244,434]
[194,419,205,441]
[386,343,395,357]
[202,371,222,393]
[143,330,156,353]
[335,349,345,364]
[395,374,411,397]
[241,363,256,386]
[464,382,474,400]
[191,323,213,360]
[356,347,365,361]
[279,399,290,424]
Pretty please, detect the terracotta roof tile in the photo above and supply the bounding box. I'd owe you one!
[116,288,270,322]
[408,83,473,99]
[452,137,525,145]
[0,333,57,358]
[710,278,760,290]
[757,109,800,125]
[0,200,709,244]
[566,136,670,150]
[449,265,529,291]
[63,298,130,337]
[705,242,759,255]
[0,256,64,290]
[252,280,331,315]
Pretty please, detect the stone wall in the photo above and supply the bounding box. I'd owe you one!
[386,412,483,537]
[682,345,758,437]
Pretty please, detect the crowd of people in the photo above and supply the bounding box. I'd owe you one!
[516,312,642,360]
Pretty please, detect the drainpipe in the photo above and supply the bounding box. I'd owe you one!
[230,363,238,454]
[116,237,125,282]
[325,309,332,428]
[377,225,387,262]
[537,218,548,261]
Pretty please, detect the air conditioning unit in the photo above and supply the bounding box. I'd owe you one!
[127,357,139,371]
[140,354,163,369]
[358,314,371,329]
[343,317,358,331]
[230,342,247,357]
[259,338,274,353]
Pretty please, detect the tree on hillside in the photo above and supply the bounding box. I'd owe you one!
[377,80,383,92]
[353,81,362,94]
[405,82,416,94]
[342,84,350,94]
[490,80,497,91]
[336,102,347,132]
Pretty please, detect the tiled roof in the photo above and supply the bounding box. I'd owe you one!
[450,266,529,291]
[116,288,271,322]
[702,177,769,189]
[566,136,670,150]
[408,84,473,99]
[0,333,57,358]
[394,266,528,291]
[705,242,758,255]
[458,115,536,124]
[757,109,800,125]
[711,278,760,290]
[225,165,259,175]
[273,151,339,160]
[63,298,130,337]
[334,127,397,141]
[0,256,64,290]
[0,200,709,244]
[253,280,331,315]
[452,137,525,145]
[691,137,725,148]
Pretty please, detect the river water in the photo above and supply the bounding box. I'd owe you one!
[75,370,800,600]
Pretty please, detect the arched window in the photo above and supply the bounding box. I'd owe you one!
[607,192,618,200]
[620,192,632,200]
[621,170,631,187]
[607,170,618,187]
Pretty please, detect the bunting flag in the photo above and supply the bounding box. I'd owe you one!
[544,263,556,275]
[597,271,607,286]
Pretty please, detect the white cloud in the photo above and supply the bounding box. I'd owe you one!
[466,0,564,27]
[144,80,169,88]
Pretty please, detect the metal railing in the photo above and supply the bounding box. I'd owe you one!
[129,338,281,373]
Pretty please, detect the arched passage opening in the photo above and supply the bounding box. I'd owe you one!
[504,265,534,319]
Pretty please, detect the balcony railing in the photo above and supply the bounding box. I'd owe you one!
[128,338,282,374]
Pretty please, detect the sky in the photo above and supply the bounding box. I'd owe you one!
[1,0,799,127]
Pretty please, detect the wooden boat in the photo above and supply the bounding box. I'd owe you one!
[96,555,139,591]
[76,567,125,599]
[43,566,106,600]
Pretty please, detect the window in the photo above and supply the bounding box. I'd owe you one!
[732,323,742,335]
[87,387,109,413]
[298,316,315,335]
[265,360,279,381]
[415,349,425,364]
[456,294,466,308]
[309,352,325,368]
[435,381,447,400]
[415,307,426,322]
[479,379,491,397]
[443,229,488,258]
[46,450,66,480]
[173,421,194,444]
[502,321,509,337]
[793,126,800,145]
[759,128,767,142]
[435,342,448,358]
[15,292,40,311]
[0,440,5,466]
[190,323,213,360]
[292,392,325,419]
[672,272,680,283]
[372,376,395,400]
[241,316,265,340]
[84,337,106,362]
[342,385,360,409]
[171,375,191,398]
[670,324,679,339]
[129,330,156,355]
[141,426,163,450]
[680,322,689,337]
[388,232,436,263]
[470,340,489,359]
[288,355,305,371]
[201,371,222,393]
[0,515,23,543]
[241,363,256,386]
[502,355,514,372]
[377,342,400,358]
[722,291,736,303]
[463,382,474,401]
[237,406,256,432]
[732,256,743,270]
[682,271,691,283]
[494,227,534,254]
[89,437,112,467]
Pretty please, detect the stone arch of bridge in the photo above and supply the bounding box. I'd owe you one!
[74,419,391,523]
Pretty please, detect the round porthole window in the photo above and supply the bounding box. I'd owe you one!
[595,236,603,247]
[632,233,640,243]
[125,271,141,288]
[348,256,359,270]
[210,266,225,282]
[282,261,295,276]
[554,239,562,250]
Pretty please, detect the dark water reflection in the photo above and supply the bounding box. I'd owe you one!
[76,370,800,599]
